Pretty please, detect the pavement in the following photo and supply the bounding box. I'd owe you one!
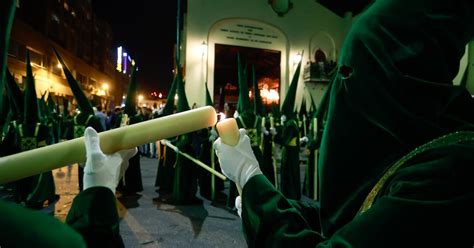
[115,157,246,248]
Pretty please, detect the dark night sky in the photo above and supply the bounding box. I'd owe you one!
[91,0,178,97]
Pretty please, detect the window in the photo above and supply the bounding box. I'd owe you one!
[52,59,62,76]
[89,78,97,86]
[8,40,26,61]
[28,49,44,67]
[77,73,87,86]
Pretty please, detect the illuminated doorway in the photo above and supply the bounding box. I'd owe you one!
[213,43,281,116]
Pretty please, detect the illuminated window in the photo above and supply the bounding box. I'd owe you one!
[77,73,87,86]
[52,59,62,76]
[28,49,44,67]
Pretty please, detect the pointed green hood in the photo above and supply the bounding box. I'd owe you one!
[161,73,178,116]
[205,82,213,106]
[218,85,226,112]
[47,92,58,116]
[176,68,190,112]
[237,54,251,114]
[252,65,264,116]
[281,52,303,119]
[309,93,317,116]
[271,101,281,120]
[24,51,40,124]
[39,90,49,123]
[124,65,138,116]
[0,0,16,110]
[6,69,23,121]
[1,93,10,126]
[54,48,94,115]
[299,94,307,117]
[63,98,69,117]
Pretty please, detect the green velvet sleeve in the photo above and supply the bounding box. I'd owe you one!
[0,200,86,248]
[242,144,474,247]
[241,175,325,247]
[66,187,124,248]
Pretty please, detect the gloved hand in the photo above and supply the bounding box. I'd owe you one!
[213,129,262,189]
[209,128,219,142]
[262,126,270,136]
[161,139,179,152]
[83,127,137,194]
[300,136,309,143]
[269,127,277,136]
[235,196,242,218]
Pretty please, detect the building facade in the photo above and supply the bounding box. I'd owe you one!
[182,0,352,112]
[7,0,129,109]
[182,0,473,113]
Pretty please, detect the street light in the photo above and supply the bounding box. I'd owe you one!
[138,95,144,102]
[201,41,207,56]
[102,83,109,90]
[293,52,302,65]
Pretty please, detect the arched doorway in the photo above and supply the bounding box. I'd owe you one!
[207,18,289,115]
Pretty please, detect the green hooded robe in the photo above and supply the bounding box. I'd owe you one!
[154,73,178,196]
[117,65,143,194]
[170,70,200,204]
[54,49,104,191]
[239,1,474,246]
[278,57,302,200]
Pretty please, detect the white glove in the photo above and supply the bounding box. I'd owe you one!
[270,127,277,136]
[213,129,262,189]
[83,127,137,194]
[262,126,269,136]
[300,136,309,143]
[161,139,179,152]
[235,196,242,218]
[209,129,218,142]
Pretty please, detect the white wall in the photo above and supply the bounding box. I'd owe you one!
[184,0,351,110]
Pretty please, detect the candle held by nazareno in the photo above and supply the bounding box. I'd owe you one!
[0,106,217,184]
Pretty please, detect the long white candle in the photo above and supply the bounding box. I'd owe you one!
[0,106,217,184]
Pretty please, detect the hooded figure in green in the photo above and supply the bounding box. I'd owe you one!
[117,65,143,194]
[0,4,124,246]
[46,92,61,144]
[169,69,201,204]
[227,55,265,210]
[252,65,276,186]
[302,86,328,200]
[0,0,15,148]
[154,73,178,197]
[2,70,23,148]
[55,48,104,191]
[236,1,474,247]
[298,94,309,140]
[196,82,224,201]
[9,51,58,207]
[277,56,302,200]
